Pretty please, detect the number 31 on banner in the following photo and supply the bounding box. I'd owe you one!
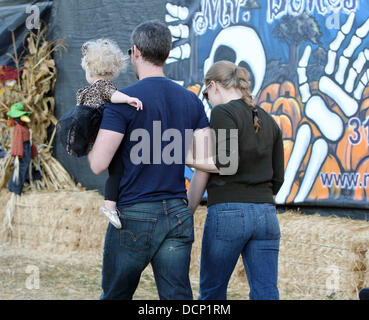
[348,117,369,145]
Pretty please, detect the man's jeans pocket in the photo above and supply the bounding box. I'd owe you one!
[120,215,157,251]
[175,209,194,243]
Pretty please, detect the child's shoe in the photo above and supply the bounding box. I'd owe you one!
[99,206,122,229]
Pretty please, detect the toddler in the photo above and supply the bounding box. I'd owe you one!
[58,39,142,229]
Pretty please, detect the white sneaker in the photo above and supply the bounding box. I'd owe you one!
[99,206,122,229]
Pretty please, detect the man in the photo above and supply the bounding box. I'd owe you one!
[88,20,210,300]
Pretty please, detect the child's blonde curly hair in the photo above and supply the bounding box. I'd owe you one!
[81,38,128,79]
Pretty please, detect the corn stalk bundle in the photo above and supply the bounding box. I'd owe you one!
[0,25,79,192]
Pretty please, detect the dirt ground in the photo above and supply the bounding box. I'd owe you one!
[0,245,167,300]
[0,244,247,300]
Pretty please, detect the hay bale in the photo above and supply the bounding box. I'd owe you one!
[0,189,14,243]
[191,207,369,300]
[1,190,369,300]
[364,251,369,287]
[0,189,106,260]
[278,211,369,299]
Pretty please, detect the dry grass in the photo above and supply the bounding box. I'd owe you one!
[1,189,369,300]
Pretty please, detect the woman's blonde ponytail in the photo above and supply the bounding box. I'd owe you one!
[204,61,261,133]
[235,66,261,133]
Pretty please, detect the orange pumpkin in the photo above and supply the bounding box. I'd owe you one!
[353,157,369,201]
[259,101,272,113]
[271,97,302,136]
[308,153,341,200]
[187,84,201,95]
[286,181,299,203]
[257,83,281,103]
[283,139,294,169]
[279,81,296,98]
[336,125,369,172]
[185,178,190,193]
[272,114,293,139]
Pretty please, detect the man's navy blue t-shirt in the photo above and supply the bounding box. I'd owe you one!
[100,76,209,208]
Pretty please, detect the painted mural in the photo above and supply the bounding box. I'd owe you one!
[164,0,369,208]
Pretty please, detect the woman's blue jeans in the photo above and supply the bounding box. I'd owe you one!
[199,202,280,300]
[100,199,194,300]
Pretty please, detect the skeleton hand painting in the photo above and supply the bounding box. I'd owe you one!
[165,2,191,65]
[276,12,369,204]
[164,0,369,207]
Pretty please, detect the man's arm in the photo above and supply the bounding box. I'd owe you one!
[88,129,124,174]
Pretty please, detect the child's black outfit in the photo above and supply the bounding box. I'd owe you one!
[58,79,122,202]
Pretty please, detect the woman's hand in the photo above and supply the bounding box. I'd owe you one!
[185,126,220,173]
[187,170,210,213]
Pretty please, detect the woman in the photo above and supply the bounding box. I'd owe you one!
[188,61,284,300]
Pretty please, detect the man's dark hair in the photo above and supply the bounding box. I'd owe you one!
[131,20,172,66]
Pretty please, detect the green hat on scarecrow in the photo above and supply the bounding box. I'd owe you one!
[6,102,31,119]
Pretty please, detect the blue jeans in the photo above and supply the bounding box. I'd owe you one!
[100,199,194,300]
[199,202,280,300]
[8,141,31,195]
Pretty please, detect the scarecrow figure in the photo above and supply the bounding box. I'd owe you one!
[6,102,38,195]
[0,65,20,89]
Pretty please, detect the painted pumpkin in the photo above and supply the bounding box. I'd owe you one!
[287,181,300,203]
[257,83,281,103]
[283,139,294,170]
[272,114,293,139]
[272,97,302,136]
[353,157,369,201]
[187,84,201,95]
[279,81,296,98]
[185,178,190,193]
[259,101,272,113]
[308,153,342,200]
[336,125,369,172]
